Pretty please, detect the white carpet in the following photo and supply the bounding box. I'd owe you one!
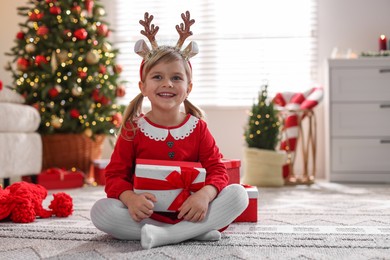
[0,182,389,259]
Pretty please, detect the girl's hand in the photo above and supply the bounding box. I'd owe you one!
[119,190,157,222]
[177,185,217,222]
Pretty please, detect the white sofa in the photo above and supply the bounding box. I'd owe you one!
[0,86,42,187]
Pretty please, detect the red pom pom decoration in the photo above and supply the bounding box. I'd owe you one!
[0,182,73,223]
[49,192,73,217]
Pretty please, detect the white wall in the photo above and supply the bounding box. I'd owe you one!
[2,0,390,180]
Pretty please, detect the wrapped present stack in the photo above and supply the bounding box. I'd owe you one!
[89,157,258,222]
[132,158,258,222]
[22,168,84,190]
[92,159,110,185]
[134,159,206,212]
[222,159,258,223]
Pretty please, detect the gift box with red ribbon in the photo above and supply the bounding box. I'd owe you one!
[23,168,85,190]
[92,159,109,185]
[222,159,241,185]
[234,184,258,222]
[134,159,206,212]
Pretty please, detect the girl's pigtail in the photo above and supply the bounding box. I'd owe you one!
[184,98,204,120]
[120,93,144,139]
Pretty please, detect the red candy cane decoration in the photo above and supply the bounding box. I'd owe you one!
[273,87,323,180]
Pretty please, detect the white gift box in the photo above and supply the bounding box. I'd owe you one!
[134,159,206,212]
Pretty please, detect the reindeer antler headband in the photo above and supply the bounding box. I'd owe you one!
[134,11,199,61]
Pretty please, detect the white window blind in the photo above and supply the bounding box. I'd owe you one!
[112,0,318,106]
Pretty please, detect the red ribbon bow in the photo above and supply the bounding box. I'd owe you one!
[134,166,205,211]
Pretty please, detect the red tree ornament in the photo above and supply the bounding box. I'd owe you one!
[32,103,40,110]
[100,96,110,105]
[92,89,100,101]
[78,71,87,79]
[70,109,80,119]
[49,6,62,15]
[29,12,44,21]
[98,64,106,74]
[48,87,59,98]
[97,24,108,37]
[113,64,123,74]
[35,55,48,66]
[85,0,94,15]
[92,89,109,105]
[111,113,123,127]
[71,5,81,14]
[74,28,88,40]
[37,26,49,36]
[16,31,25,40]
[17,58,30,71]
[116,85,126,97]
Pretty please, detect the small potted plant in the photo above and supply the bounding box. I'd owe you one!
[242,83,285,187]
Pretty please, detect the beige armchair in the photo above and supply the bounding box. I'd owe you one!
[0,86,42,187]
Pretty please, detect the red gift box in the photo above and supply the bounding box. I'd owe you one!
[22,168,85,190]
[92,159,109,185]
[234,185,258,222]
[134,159,206,212]
[222,159,241,185]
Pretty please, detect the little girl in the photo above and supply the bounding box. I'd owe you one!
[90,11,248,249]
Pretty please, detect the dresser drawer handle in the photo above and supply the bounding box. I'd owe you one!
[380,104,390,108]
[380,140,390,144]
[379,69,390,73]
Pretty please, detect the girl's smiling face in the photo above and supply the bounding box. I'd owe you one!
[139,59,192,114]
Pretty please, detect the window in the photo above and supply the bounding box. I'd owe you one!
[111,0,318,106]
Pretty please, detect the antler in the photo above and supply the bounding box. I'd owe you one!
[139,12,159,50]
[175,11,195,49]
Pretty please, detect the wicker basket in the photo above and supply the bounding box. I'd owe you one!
[41,134,105,174]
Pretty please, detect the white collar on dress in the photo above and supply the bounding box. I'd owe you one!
[137,115,199,141]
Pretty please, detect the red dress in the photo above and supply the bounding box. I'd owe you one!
[104,114,229,224]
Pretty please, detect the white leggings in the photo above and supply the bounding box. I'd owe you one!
[90,184,248,241]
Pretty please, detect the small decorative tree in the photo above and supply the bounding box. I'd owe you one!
[244,84,280,150]
[242,83,285,187]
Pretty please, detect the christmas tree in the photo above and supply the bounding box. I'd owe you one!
[5,0,124,138]
[244,84,280,150]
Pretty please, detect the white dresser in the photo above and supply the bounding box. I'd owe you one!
[327,58,390,183]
